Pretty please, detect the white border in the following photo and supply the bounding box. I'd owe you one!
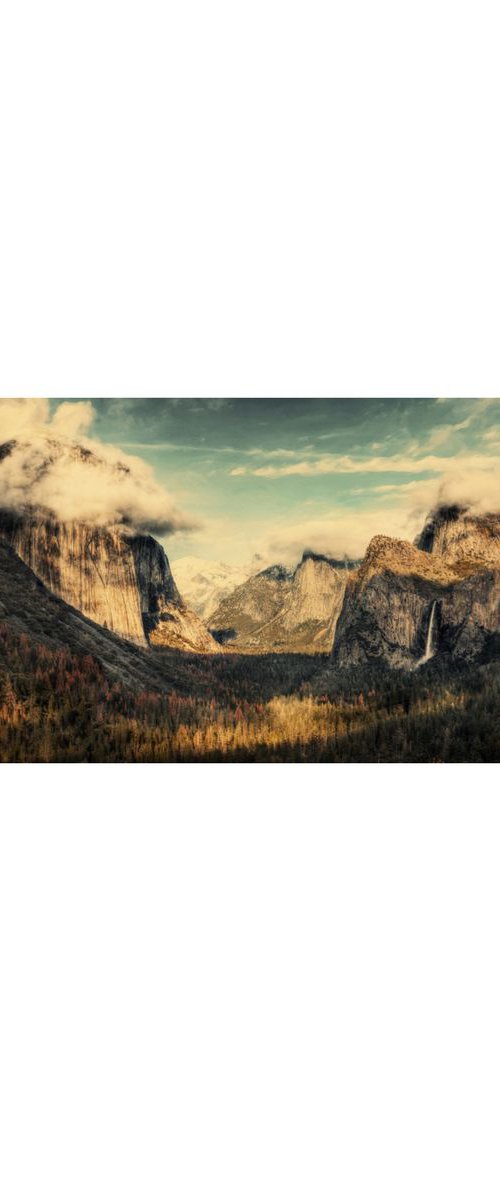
[2,0,500,1191]
[2,774,500,1197]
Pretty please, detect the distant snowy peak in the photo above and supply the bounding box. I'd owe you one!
[171,556,261,618]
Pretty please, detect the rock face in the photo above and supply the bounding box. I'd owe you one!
[415,505,500,565]
[128,534,219,653]
[0,433,219,654]
[332,515,500,669]
[0,540,175,692]
[438,569,500,662]
[209,552,355,652]
[208,563,293,647]
[332,537,458,669]
[0,516,219,654]
[1,513,147,643]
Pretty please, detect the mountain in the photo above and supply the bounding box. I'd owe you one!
[0,539,174,692]
[171,556,257,618]
[3,433,498,672]
[0,512,219,654]
[209,551,357,652]
[128,534,219,653]
[332,510,500,669]
[208,563,293,647]
[415,504,500,564]
[0,436,219,654]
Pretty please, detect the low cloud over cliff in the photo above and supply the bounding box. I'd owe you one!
[0,399,197,536]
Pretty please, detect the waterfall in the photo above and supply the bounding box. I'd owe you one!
[416,600,437,666]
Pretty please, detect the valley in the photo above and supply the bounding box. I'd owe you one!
[0,410,499,763]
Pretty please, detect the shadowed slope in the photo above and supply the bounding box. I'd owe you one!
[0,539,173,691]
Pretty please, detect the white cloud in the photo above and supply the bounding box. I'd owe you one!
[0,398,196,535]
[50,400,94,438]
[263,507,421,562]
[423,417,472,451]
[245,447,298,459]
[230,447,500,481]
[222,442,500,563]
[0,398,50,436]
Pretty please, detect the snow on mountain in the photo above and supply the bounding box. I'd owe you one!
[171,555,264,618]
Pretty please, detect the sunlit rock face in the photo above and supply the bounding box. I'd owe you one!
[415,505,500,565]
[279,553,351,649]
[332,537,455,669]
[1,514,147,644]
[332,517,500,670]
[0,432,220,654]
[0,514,220,653]
[208,563,292,648]
[0,539,179,693]
[209,552,356,652]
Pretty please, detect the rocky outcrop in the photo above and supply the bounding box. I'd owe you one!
[415,505,500,566]
[1,514,147,644]
[127,533,219,653]
[438,569,500,662]
[259,553,351,651]
[0,432,219,654]
[0,539,173,692]
[0,514,220,654]
[209,552,355,652]
[332,523,500,670]
[332,537,455,669]
[208,564,293,647]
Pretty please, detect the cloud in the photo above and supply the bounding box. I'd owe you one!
[118,441,300,459]
[366,462,500,516]
[0,398,50,436]
[50,401,94,438]
[232,452,435,478]
[433,466,500,514]
[257,504,426,563]
[224,447,500,564]
[435,397,500,422]
[245,447,298,459]
[0,398,197,536]
[423,417,472,451]
[230,448,500,480]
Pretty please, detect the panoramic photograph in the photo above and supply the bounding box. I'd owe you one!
[0,396,499,763]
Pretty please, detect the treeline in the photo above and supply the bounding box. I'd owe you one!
[0,623,499,762]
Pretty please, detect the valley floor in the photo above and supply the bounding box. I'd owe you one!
[1,624,499,763]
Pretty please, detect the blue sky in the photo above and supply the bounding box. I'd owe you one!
[55,398,500,564]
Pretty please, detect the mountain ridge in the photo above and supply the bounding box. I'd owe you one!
[209,552,353,652]
[332,513,500,670]
[0,432,220,654]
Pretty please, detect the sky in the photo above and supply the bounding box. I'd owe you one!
[4,398,500,565]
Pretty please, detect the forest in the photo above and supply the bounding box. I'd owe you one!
[0,622,499,763]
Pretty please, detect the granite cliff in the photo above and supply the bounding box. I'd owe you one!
[0,436,219,654]
[0,539,172,692]
[332,509,500,669]
[0,513,219,653]
[209,552,356,652]
[415,505,500,565]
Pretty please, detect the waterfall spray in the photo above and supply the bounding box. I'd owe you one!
[416,600,437,666]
